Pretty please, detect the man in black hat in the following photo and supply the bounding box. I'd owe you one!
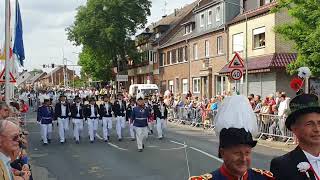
[154,96,168,139]
[99,95,114,142]
[270,94,320,180]
[84,97,100,143]
[189,95,274,180]
[54,95,71,144]
[113,93,126,141]
[70,96,84,144]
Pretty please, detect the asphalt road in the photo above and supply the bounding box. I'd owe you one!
[26,113,288,180]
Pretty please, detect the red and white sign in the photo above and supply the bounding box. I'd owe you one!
[228,52,245,69]
[0,68,16,83]
[230,69,243,81]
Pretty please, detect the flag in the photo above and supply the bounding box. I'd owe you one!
[13,0,25,66]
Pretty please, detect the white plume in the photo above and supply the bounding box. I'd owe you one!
[298,67,312,79]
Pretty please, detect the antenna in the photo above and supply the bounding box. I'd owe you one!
[162,0,168,16]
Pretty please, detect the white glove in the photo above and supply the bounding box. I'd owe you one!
[68,112,71,116]
[97,114,100,118]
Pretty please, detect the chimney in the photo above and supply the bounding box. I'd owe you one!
[174,9,177,16]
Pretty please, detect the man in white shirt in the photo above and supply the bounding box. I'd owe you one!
[271,94,320,179]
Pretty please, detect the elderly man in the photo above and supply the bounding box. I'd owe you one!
[271,94,320,180]
[189,96,273,180]
[0,120,30,180]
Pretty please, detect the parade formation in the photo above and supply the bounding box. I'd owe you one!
[36,91,168,152]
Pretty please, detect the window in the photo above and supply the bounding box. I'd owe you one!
[182,47,186,61]
[182,79,188,94]
[184,25,192,35]
[216,6,221,22]
[166,52,170,65]
[232,33,244,52]
[200,13,205,27]
[208,10,212,25]
[193,78,201,93]
[178,47,183,62]
[155,33,160,39]
[175,78,180,93]
[217,36,223,54]
[253,27,266,49]
[172,49,177,64]
[193,43,198,60]
[205,40,210,57]
[159,53,164,66]
[153,52,157,63]
[169,80,174,92]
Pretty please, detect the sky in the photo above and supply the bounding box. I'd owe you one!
[0,0,195,75]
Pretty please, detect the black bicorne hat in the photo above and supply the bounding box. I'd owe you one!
[286,93,320,130]
[218,128,257,158]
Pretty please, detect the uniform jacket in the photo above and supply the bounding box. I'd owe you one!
[126,104,135,122]
[0,160,11,180]
[54,102,70,120]
[99,102,113,118]
[154,102,168,119]
[189,165,274,180]
[131,106,150,127]
[270,146,318,180]
[70,103,84,119]
[84,104,99,120]
[113,100,126,117]
[37,105,54,124]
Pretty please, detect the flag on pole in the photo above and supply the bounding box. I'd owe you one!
[13,0,25,66]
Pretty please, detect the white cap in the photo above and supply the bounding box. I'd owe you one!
[214,95,258,136]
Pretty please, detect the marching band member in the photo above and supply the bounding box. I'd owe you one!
[127,98,136,141]
[54,95,71,144]
[84,98,100,143]
[37,99,54,145]
[131,93,150,152]
[113,93,126,141]
[154,96,168,140]
[99,95,113,142]
[70,96,84,144]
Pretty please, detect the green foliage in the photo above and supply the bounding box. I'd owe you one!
[274,0,320,76]
[66,0,151,80]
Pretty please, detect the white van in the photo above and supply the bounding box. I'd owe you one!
[129,84,159,97]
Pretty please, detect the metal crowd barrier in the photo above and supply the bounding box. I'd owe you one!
[256,113,294,144]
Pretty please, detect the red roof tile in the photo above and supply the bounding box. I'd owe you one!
[219,53,297,74]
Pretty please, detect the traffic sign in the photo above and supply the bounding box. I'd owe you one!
[228,52,244,69]
[0,68,16,83]
[230,69,243,81]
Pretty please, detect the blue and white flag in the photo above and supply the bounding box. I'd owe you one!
[13,0,25,66]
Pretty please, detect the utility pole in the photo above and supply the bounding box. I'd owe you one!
[4,0,10,104]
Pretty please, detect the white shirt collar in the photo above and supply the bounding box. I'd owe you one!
[0,152,10,164]
[303,150,320,177]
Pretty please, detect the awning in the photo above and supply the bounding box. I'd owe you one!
[218,53,297,75]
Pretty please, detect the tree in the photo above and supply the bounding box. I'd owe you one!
[66,0,151,80]
[274,0,320,76]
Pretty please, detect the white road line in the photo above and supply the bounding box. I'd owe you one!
[108,142,128,151]
[160,147,187,151]
[95,133,103,140]
[170,140,187,146]
[189,147,223,163]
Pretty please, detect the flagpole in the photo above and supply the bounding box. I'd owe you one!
[5,0,11,104]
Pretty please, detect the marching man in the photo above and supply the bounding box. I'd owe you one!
[113,93,126,141]
[70,96,84,144]
[154,96,168,140]
[131,93,150,152]
[127,98,136,141]
[84,98,100,143]
[99,95,113,142]
[54,95,71,144]
[37,99,54,145]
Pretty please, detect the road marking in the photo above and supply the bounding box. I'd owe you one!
[189,147,223,163]
[170,140,186,146]
[160,147,187,151]
[95,133,103,140]
[108,142,128,151]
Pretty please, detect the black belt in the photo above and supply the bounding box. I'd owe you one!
[73,117,83,119]
[58,116,68,119]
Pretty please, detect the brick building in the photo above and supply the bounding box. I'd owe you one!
[39,66,76,88]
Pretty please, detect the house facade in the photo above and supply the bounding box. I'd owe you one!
[218,1,296,98]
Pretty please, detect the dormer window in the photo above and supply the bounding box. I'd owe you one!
[208,10,212,25]
[155,33,160,39]
[184,24,193,35]
[200,13,205,27]
[216,6,221,22]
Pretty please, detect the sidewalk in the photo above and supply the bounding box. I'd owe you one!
[168,121,297,152]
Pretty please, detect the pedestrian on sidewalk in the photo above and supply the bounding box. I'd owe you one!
[54,95,71,144]
[19,100,29,126]
[37,99,54,145]
[0,102,10,119]
[131,93,150,152]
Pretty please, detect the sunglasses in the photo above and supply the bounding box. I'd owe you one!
[2,133,22,142]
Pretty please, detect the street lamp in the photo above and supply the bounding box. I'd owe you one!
[224,1,249,96]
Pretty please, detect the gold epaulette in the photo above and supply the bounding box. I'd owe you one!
[188,173,213,180]
[251,168,274,180]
